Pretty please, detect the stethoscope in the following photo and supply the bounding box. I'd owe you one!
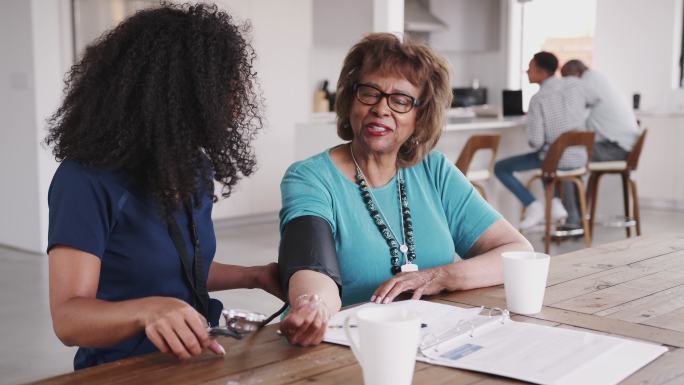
[207,303,287,339]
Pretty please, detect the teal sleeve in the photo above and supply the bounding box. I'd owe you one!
[428,152,502,258]
[279,161,336,235]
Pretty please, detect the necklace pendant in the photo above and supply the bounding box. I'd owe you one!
[401,263,418,273]
[399,244,408,254]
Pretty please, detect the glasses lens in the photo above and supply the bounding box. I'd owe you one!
[388,94,414,113]
[356,85,381,105]
[355,84,416,113]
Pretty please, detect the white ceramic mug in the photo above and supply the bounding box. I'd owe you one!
[502,251,551,315]
[344,307,421,385]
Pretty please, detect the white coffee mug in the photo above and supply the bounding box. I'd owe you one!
[502,251,550,315]
[344,307,421,385]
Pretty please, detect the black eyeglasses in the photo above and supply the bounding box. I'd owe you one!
[353,83,420,113]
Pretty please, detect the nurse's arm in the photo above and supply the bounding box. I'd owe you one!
[48,245,223,359]
[207,261,284,299]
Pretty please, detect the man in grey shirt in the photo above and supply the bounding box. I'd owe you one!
[561,60,640,161]
[495,52,588,231]
[558,60,641,229]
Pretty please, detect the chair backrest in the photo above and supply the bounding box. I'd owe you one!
[541,131,595,177]
[455,134,501,174]
[626,129,647,171]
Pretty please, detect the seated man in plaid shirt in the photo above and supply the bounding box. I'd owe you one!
[495,51,587,231]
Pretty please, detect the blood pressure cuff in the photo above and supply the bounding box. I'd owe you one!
[278,215,342,298]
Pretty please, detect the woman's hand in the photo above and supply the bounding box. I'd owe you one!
[254,262,285,300]
[371,268,446,304]
[279,294,330,346]
[141,297,225,360]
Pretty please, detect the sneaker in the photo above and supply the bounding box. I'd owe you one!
[551,198,568,222]
[551,223,584,240]
[520,201,545,231]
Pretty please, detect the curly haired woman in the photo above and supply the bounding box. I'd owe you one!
[45,4,281,369]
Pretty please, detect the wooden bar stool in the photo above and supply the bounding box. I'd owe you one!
[586,129,647,239]
[523,131,595,253]
[455,134,501,201]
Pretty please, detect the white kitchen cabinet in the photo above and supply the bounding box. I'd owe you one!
[428,0,501,53]
[670,120,684,207]
[634,115,684,209]
[312,0,373,47]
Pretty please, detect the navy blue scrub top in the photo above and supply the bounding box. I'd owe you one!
[47,160,223,369]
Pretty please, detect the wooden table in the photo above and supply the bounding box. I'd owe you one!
[32,234,684,385]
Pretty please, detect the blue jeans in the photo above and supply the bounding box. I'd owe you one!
[494,152,542,207]
[496,152,583,225]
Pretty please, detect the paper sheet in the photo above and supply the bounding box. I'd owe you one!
[324,300,667,385]
[324,300,484,346]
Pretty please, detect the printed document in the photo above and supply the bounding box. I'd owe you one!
[324,300,667,385]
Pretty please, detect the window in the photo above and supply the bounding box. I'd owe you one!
[507,0,597,110]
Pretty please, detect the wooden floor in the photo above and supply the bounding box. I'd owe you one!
[2,207,684,384]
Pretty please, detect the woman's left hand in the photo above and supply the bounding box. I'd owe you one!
[371,269,445,304]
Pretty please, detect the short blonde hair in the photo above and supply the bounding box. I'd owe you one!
[335,33,452,167]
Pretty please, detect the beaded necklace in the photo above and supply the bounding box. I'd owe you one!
[349,145,417,275]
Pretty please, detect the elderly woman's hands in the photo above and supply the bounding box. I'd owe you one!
[279,294,330,346]
[371,268,447,304]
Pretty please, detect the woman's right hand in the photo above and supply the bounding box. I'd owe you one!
[279,294,330,346]
[141,297,225,359]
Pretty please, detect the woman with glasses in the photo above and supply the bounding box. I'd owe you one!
[277,33,531,346]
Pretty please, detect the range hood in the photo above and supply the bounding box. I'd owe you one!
[404,0,447,32]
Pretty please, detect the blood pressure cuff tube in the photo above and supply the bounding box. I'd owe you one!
[278,215,342,299]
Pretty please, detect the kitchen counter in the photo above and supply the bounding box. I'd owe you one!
[295,112,525,148]
[635,109,684,119]
[444,116,526,132]
[295,115,526,162]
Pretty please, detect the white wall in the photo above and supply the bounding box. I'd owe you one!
[0,1,41,252]
[594,0,684,111]
[434,0,509,107]
[211,0,313,220]
[309,0,374,108]
[374,0,405,34]
[0,0,66,253]
[32,0,70,253]
[0,0,310,251]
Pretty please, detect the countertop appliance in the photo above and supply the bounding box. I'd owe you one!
[451,87,487,108]
[502,90,524,116]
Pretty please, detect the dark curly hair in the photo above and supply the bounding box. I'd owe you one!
[45,3,262,217]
